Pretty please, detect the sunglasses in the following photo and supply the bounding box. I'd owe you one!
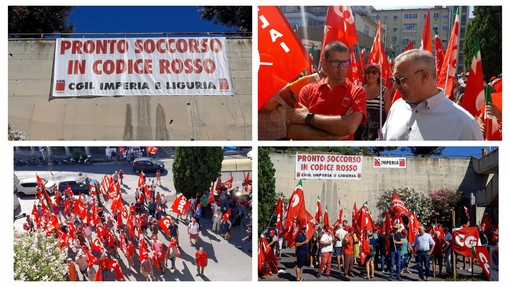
[328,60,350,68]
[390,69,424,86]
[365,70,379,75]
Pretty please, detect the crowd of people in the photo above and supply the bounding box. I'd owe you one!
[20,171,252,281]
[259,41,502,141]
[261,219,498,281]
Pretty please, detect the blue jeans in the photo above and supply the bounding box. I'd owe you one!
[389,251,401,279]
[417,251,431,279]
[379,254,387,272]
[400,253,409,270]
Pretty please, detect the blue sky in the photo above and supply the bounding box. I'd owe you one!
[68,6,232,34]
[379,147,496,158]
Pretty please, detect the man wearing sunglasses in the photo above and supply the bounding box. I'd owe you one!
[381,49,483,140]
[287,41,366,140]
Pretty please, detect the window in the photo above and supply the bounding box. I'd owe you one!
[443,25,448,31]
[433,27,439,34]
[403,24,417,32]
[404,13,417,19]
[392,36,397,43]
[394,15,398,21]
[402,39,410,45]
[364,25,369,35]
[434,12,440,19]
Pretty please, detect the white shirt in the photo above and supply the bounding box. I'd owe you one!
[382,90,483,140]
[335,228,348,247]
[188,222,200,235]
[320,233,334,253]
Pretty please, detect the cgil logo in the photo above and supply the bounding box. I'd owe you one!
[455,234,478,248]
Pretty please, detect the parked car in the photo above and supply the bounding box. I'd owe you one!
[58,175,99,194]
[16,177,56,197]
[133,157,165,174]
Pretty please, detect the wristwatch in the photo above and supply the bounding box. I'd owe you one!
[305,113,315,126]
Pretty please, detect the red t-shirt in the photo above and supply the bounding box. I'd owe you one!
[196,251,208,267]
[297,78,367,140]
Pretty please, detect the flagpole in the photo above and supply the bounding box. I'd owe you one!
[452,208,456,281]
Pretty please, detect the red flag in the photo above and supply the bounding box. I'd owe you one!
[146,146,158,155]
[31,204,41,229]
[261,236,279,274]
[383,211,392,234]
[483,90,502,140]
[438,8,460,99]
[315,196,322,224]
[91,237,103,252]
[368,20,391,84]
[258,241,265,275]
[137,172,145,188]
[171,194,190,216]
[258,6,311,110]
[215,176,222,192]
[323,207,329,226]
[126,214,135,238]
[158,216,173,234]
[460,42,485,117]
[322,6,358,51]
[244,172,251,192]
[274,198,285,235]
[207,191,215,204]
[82,246,98,265]
[348,49,360,84]
[420,10,432,52]
[480,213,493,232]
[407,212,421,248]
[390,193,410,215]
[284,180,306,232]
[403,41,414,52]
[434,34,445,78]
[356,203,375,232]
[453,226,479,257]
[224,177,233,189]
[107,260,125,281]
[359,230,371,265]
[139,239,149,262]
[474,246,491,278]
[333,208,344,227]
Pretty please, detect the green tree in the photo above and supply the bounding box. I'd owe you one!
[376,187,433,225]
[14,230,67,280]
[402,147,445,157]
[463,6,502,80]
[258,147,277,235]
[429,187,462,226]
[199,6,252,33]
[9,6,74,35]
[172,147,223,199]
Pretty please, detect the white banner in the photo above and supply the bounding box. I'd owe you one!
[52,37,234,96]
[373,157,407,168]
[295,153,362,180]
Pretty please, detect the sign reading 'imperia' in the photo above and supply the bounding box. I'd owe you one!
[52,37,234,97]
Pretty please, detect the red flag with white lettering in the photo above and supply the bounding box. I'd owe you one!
[146,146,158,155]
[258,6,311,110]
[158,216,173,234]
[274,198,285,235]
[171,194,190,216]
[438,8,459,99]
[390,193,410,215]
[434,34,445,78]
[453,226,479,257]
[474,246,491,278]
[91,237,103,252]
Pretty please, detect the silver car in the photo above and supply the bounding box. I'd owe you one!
[16,177,56,197]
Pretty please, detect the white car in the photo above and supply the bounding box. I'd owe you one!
[16,177,56,197]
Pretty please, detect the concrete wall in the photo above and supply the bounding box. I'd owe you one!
[270,153,488,222]
[8,38,252,140]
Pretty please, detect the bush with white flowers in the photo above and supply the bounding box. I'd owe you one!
[13,229,67,281]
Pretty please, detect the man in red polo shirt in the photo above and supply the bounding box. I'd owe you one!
[287,41,366,140]
[195,247,209,277]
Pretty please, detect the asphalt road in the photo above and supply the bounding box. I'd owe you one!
[13,159,253,281]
